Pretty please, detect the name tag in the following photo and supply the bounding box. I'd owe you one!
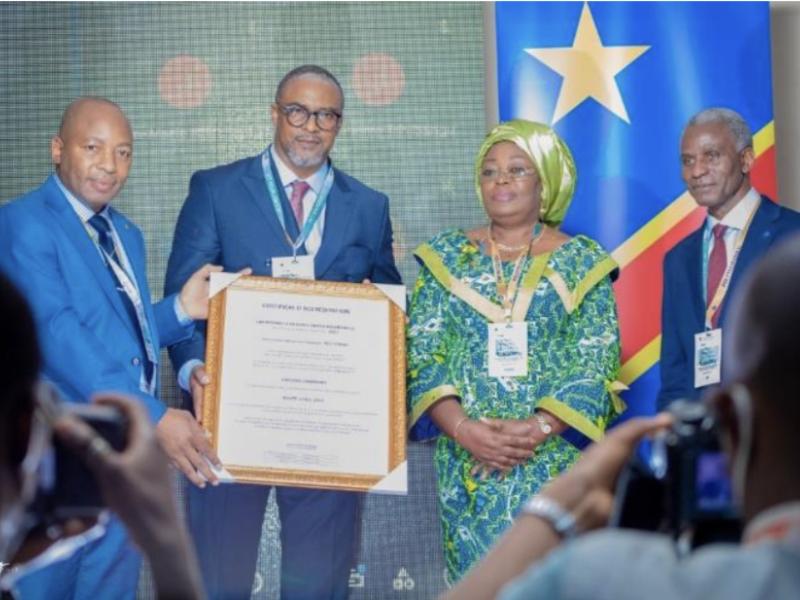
[488,322,528,377]
[694,328,722,388]
[272,255,315,280]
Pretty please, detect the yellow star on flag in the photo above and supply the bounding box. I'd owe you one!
[525,3,650,125]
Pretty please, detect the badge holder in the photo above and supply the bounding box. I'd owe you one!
[488,321,528,377]
[694,328,722,388]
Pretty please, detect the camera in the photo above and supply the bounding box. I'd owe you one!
[32,399,128,523]
[611,400,742,550]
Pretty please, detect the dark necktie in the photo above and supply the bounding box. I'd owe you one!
[88,214,154,385]
[707,224,728,327]
[289,180,310,228]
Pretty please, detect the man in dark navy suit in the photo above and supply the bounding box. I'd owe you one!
[657,107,800,410]
[165,65,402,600]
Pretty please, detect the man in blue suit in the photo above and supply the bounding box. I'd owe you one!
[657,107,800,410]
[164,65,402,600]
[0,97,221,599]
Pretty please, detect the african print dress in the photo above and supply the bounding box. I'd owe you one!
[407,228,624,583]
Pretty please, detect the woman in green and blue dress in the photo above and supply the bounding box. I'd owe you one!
[407,120,625,583]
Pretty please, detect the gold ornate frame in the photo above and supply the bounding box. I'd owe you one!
[203,275,406,491]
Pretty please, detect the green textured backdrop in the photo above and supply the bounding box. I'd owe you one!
[0,2,487,598]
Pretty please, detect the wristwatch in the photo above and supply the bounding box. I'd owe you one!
[534,412,552,436]
[520,495,577,539]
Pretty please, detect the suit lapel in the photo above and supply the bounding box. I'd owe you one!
[683,226,707,327]
[109,208,155,342]
[314,169,355,278]
[110,210,146,291]
[241,155,356,275]
[731,196,775,280]
[721,196,776,322]
[43,178,136,335]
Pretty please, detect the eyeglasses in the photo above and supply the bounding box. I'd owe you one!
[276,103,342,131]
[479,166,537,182]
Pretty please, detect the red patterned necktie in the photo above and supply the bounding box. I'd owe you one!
[707,224,728,326]
[289,180,310,227]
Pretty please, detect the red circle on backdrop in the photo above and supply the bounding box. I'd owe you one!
[158,55,212,109]
[352,53,406,106]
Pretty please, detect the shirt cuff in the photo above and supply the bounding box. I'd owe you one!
[173,295,193,326]
[178,359,204,392]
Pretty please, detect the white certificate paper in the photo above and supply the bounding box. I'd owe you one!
[203,276,406,493]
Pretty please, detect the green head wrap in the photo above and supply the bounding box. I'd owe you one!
[475,119,577,227]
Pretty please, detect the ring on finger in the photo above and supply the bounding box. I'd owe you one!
[86,435,112,460]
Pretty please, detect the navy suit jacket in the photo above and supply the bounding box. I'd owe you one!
[0,175,192,422]
[658,196,800,410]
[164,154,402,386]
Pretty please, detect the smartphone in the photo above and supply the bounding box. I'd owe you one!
[37,403,128,520]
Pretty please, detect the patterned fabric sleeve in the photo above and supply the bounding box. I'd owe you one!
[406,260,460,441]
[536,239,624,442]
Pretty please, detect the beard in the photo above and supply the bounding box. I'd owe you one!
[284,137,327,172]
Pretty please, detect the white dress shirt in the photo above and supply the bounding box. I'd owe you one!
[268,145,328,255]
[703,186,760,271]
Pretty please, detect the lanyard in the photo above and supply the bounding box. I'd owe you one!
[102,248,158,395]
[262,147,334,256]
[702,199,759,329]
[88,221,157,395]
[488,222,543,322]
[490,245,529,323]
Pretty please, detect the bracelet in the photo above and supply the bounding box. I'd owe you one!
[520,495,577,539]
[452,416,470,444]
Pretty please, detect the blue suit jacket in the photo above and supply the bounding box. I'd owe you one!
[164,154,402,384]
[0,174,192,422]
[657,196,800,410]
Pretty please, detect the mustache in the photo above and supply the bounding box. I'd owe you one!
[293,134,322,143]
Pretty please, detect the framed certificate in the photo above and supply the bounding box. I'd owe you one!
[203,275,407,493]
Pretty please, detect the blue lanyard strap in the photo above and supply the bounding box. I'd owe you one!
[262,146,334,255]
